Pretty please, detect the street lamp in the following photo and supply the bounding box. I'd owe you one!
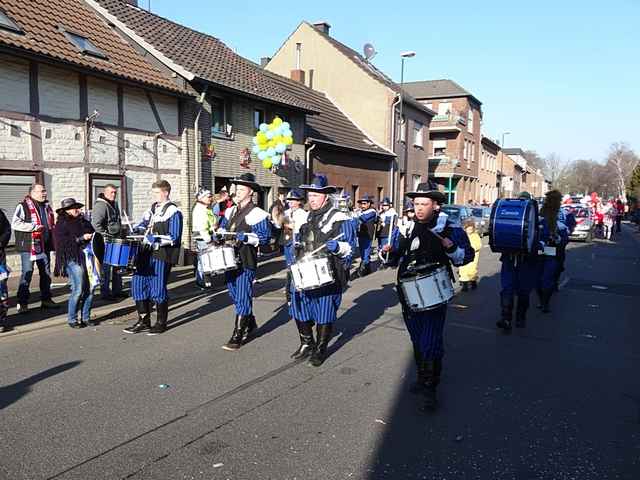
[396,50,416,207]
[499,131,510,197]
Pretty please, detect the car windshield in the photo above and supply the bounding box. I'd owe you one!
[441,207,461,221]
[574,209,589,218]
[472,208,483,217]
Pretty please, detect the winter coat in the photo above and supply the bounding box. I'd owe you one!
[458,231,482,282]
[91,195,122,237]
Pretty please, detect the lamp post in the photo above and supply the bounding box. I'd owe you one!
[499,131,510,197]
[397,51,415,207]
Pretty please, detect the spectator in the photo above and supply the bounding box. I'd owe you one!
[192,188,216,289]
[0,208,10,332]
[91,184,126,300]
[213,186,234,219]
[615,199,624,233]
[53,198,97,328]
[11,183,59,314]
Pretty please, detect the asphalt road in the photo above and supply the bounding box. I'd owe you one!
[1,225,639,480]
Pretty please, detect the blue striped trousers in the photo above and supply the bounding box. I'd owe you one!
[132,257,171,303]
[289,282,342,325]
[358,236,372,265]
[225,268,256,316]
[403,304,447,360]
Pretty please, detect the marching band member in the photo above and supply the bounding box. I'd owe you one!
[123,180,183,335]
[376,197,397,258]
[289,175,357,366]
[537,190,568,313]
[382,181,473,410]
[496,192,539,331]
[355,194,377,277]
[217,173,271,351]
[191,188,216,289]
[283,189,308,306]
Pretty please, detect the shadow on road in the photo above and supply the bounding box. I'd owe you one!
[0,361,82,410]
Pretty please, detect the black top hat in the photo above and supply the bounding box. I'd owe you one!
[231,173,261,192]
[286,188,305,201]
[56,197,84,214]
[404,200,415,211]
[299,174,336,194]
[357,194,374,204]
[406,180,446,204]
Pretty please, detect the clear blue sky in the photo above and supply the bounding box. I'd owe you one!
[147,0,638,162]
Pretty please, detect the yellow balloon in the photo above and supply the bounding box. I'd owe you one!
[262,158,273,169]
[273,135,283,144]
[256,132,267,143]
[268,140,277,149]
[273,117,283,127]
[284,136,293,145]
[268,123,277,131]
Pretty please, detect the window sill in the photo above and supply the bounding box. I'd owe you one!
[413,144,424,150]
[211,131,234,141]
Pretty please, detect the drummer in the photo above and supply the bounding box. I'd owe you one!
[191,187,216,289]
[216,173,271,351]
[496,191,539,332]
[376,197,397,263]
[354,194,377,277]
[282,188,308,308]
[289,174,357,366]
[123,180,183,335]
[382,181,473,410]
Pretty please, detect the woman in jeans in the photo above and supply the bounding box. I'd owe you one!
[53,198,97,328]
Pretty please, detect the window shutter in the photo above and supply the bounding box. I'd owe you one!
[224,98,233,128]
[0,173,38,245]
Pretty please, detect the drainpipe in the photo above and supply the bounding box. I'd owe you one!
[193,87,208,192]
[305,141,317,184]
[390,94,401,206]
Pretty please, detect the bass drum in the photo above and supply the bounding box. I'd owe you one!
[489,198,539,254]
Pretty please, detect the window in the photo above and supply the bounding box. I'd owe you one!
[413,122,424,147]
[468,108,474,133]
[63,31,107,59]
[0,171,42,245]
[89,175,126,213]
[351,185,359,203]
[399,115,406,142]
[438,102,451,116]
[412,175,421,190]
[210,97,225,135]
[254,109,265,130]
[377,187,384,203]
[433,140,446,156]
[0,9,22,34]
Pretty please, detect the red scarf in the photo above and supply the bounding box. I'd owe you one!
[24,196,54,260]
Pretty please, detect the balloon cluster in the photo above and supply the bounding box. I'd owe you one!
[251,117,293,169]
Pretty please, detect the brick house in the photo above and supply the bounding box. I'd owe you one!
[501,148,530,198]
[479,136,500,205]
[403,79,483,204]
[0,0,192,265]
[265,21,434,208]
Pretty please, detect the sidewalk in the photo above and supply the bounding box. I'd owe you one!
[0,253,288,339]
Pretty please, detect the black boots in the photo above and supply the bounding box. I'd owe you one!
[538,289,552,313]
[496,294,514,332]
[123,300,151,334]
[516,295,529,328]
[460,281,469,292]
[421,359,441,411]
[409,348,426,394]
[309,324,333,367]
[222,314,258,351]
[147,302,168,335]
[291,321,315,360]
[358,262,371,278]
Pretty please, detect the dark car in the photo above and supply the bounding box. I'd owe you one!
[471,207,491,236]
[441,205,482,231]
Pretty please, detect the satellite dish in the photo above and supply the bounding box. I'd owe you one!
[363,43,376,61]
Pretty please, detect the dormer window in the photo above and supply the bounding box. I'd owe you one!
[0,9,23,34]
[63,30,108,60]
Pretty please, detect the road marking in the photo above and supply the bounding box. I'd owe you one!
[591,285,608,290]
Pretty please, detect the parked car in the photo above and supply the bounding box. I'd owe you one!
[564,206,594,242]
[471,207,491,236]
[441,205,483,232]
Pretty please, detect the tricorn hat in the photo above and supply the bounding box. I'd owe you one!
[406,180,446,204]
[357,194,375,204]
[286,188,305,201]
[56,197,84,214]
[404,200,415,212]
[231,173,261,192]
[380,196,392,206]
[299,174,336,194]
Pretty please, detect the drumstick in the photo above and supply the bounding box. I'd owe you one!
[122,211,134,234]
[304,233,345,259]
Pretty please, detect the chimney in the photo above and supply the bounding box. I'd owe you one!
[312,21,331,35]
[260,57,271,68]
[290,70,305,84]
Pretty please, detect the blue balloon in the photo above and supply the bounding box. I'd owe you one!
[275,143,287,154]
[252,145,260,154]
[266,147,276,157]
[281,122,290,131]
[259,123,268,133]
[282,129,292,138]
[266,130,275,140]
[258,151,267,160]
[252,137,258,145]
[272,155,281,165]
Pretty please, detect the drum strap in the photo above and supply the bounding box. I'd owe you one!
[228,202,255,233]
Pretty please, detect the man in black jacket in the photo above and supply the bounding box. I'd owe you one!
[91,184,126,300]
[0,208,11,332]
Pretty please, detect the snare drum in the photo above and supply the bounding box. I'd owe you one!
[290,256,334,291]
[399,266,454,312]
[103,237,140,270]
[198,245,238,274]
[489,198,539,254]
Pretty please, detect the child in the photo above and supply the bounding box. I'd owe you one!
[458,218,482,291]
